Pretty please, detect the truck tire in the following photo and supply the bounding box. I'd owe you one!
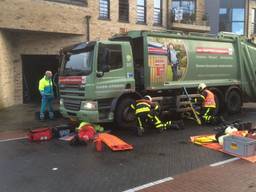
[226,89,242,114]
[115,97,136,129]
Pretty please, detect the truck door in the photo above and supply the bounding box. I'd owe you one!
[96,43,127,99]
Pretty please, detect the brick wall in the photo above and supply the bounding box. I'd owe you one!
[0,0,169,38]
[0,0,88,34]
[196,0,206,25]
[89,0,169,40]
[248,0,256,37]
[0,30,20,108]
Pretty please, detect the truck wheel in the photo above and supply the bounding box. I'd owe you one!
[226,89,242,114]
[115,97,136,129]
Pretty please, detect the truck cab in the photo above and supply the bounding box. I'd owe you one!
[59,40,137,127]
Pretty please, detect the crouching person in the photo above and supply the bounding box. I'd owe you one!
[196,83,217,124]
[130,95,181,136]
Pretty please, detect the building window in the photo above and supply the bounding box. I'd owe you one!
[219,8,229,32]
[137,0,146,24]
[219,8,244,35]
[154,0,162,25]
[251,9,256,35]
[99,0,110,19]
[119,0,129,22]
[218,0,245,35]
[45,0,87,6]
[231,9,244,35]
[171,0,196,24]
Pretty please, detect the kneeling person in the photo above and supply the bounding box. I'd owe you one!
[197,83,217,124]
[131,95,180,136]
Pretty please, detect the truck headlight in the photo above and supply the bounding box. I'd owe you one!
[60,98,64,105]
[82,101,97,110]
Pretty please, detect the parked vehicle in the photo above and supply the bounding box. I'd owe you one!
[58,30,256,128]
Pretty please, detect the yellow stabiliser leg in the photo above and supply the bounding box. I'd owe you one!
[183,87,202,125]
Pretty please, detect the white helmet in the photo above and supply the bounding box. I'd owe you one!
[144,95,152,102]
[225,126,238,135]
[198,83,207,92]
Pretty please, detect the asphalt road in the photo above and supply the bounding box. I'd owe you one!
[0,108,255,192]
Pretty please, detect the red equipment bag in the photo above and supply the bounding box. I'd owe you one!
[78,125,96,142]
[28,128,53,141]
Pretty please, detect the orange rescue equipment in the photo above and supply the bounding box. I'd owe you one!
[203,90,216,108]
[98,133,133,151]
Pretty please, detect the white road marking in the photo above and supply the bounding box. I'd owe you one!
[52,168,58,171]
[210,157,240,167]
[123,177,174,192]
[0,137,27,143]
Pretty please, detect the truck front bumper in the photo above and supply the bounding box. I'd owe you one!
[59,107,113,123]
[59,106,99,122]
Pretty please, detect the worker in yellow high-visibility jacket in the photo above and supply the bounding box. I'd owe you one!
[38,71,54,120]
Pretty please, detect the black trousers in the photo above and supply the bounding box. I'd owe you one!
[136,112,165,129]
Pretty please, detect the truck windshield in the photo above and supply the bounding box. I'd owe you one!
[63,50,93,76]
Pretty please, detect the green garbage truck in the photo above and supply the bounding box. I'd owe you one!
[58,30,256,128]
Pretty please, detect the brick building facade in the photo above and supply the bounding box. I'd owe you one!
[248,0,256,36]
[0,0,208,109]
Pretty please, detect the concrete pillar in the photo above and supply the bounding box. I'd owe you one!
[0,30,21,109]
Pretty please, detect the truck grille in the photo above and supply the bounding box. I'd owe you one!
[64,99,81,111]
[59,84,85,97]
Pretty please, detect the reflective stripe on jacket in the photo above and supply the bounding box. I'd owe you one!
[203,90,216,108]
[134,99,152,115]
[38,76,53,95]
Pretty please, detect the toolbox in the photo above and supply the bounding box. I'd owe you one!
[223,135,256,157]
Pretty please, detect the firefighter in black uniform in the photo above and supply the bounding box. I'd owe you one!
[131,95,181,136]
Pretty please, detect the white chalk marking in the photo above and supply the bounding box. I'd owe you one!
[123,177,174,192]
[0,137,27,143]
[210,157,239,167]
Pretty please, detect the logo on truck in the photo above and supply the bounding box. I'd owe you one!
[147,37,188,84]
[196,47,233,56]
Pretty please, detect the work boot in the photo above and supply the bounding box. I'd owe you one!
[39,112,45,121]
[137,127,144,137]
[49,112,54,120]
